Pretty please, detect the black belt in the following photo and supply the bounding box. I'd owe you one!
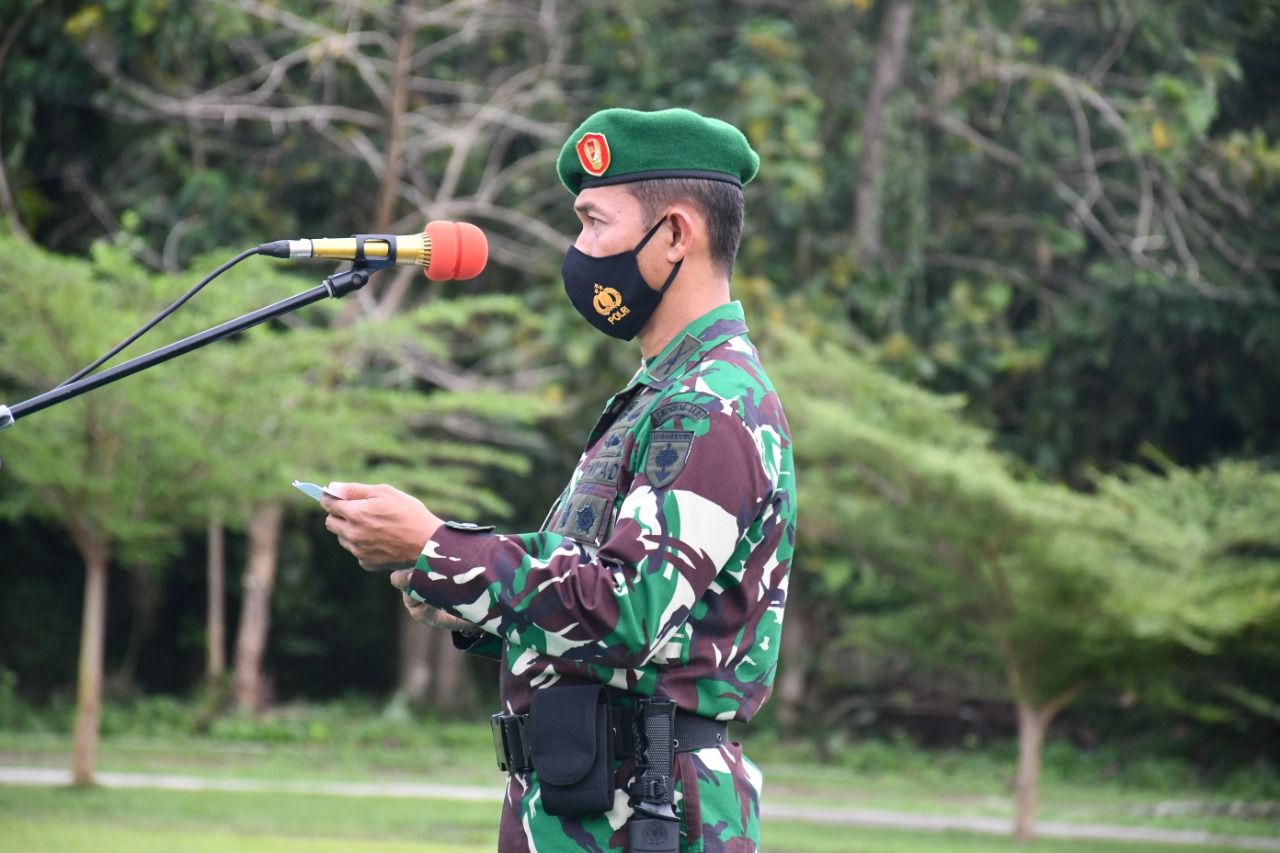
[491,704,728,774]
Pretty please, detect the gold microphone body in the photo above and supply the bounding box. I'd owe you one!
[268,221,487,281]
[291,235,429,267]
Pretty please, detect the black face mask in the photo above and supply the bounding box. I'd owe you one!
[562,218,683,341]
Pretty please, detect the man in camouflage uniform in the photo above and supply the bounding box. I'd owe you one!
[323,108,797,852]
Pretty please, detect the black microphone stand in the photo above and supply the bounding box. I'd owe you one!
[0,265,376,431]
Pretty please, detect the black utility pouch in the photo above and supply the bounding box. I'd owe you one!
[530,684,614,816]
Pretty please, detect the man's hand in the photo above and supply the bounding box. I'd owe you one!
[390,569,476,632]
[321,482,442,572]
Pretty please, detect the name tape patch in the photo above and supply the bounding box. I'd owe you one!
[650,401,710,426]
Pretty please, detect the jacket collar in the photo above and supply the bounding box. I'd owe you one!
[630,301,750,390]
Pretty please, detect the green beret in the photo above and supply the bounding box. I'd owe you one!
[557,107,759,196]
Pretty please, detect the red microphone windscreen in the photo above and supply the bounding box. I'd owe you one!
[424,221,488,281]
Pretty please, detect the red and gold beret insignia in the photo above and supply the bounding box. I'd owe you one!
[575,132,611,177]
[557,108,759,195]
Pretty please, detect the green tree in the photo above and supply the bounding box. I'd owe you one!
[108,248,550,713]
[0,226,550,755]
[767,323,1280,840]
[570,0,1280,477]
[0,231,199,782]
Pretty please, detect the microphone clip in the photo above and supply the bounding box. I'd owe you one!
[351,233,399,270]
[322,233,398,297]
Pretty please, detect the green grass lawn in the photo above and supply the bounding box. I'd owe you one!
[0,785,498,852]
[758,760,1280,838]
[3,728,1276,839]
[1,700,1276,850]
[0,785,1257,852]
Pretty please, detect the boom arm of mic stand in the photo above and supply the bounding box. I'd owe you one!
[0,265,375,431]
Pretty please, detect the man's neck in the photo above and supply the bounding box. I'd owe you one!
[637,274,731,360]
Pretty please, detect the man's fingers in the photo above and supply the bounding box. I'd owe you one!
[325,516,355,546]
[390,569,412,591]
[401,592,431,621]
[329,481,376,500]
[319,495,349,517]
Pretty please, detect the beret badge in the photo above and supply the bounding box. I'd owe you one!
[557,108,758,195]
[576,132,611,177]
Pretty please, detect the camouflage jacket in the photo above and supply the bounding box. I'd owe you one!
[406,301,796,722]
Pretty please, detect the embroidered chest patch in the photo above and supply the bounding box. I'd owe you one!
[573,503,598,535]
[547,486,612,544]
[595,427,627,460]
[645,430,695,488]
[579,456,623,487]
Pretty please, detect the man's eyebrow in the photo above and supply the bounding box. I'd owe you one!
[573,200,605,217]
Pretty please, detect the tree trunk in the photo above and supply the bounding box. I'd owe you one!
[776,604,810,737]
[855,0,915,262]
[398,607,473,712]
[398,605,434,702]
[430,624,471,713]
[233,502,283,713]
[71,541,110,786]
[0,0,46,241]
[112,563,158,693]
[1012,699,1057,842]
[338,0,417,325]
[372,4,414,235]
[206,513,226,682]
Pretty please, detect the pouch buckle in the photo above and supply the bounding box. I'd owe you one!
[490,713,532,773]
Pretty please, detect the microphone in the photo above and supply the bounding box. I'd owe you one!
[258,220,488,280]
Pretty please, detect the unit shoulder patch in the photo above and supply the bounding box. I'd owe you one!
[650,401,710,427]
[644,429,695,488]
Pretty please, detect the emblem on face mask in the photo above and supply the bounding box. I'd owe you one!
[576,132,611,176]
[592,284,630,325]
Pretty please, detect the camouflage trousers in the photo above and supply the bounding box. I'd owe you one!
[496,742,763,852]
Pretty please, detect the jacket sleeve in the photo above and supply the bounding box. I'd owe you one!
[405,397,773,669]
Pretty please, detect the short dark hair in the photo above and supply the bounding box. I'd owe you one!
[626,178,745,277]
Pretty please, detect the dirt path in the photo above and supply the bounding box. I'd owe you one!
[2,766,1278,850]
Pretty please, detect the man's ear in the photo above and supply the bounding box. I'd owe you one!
[663,205,699,264]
